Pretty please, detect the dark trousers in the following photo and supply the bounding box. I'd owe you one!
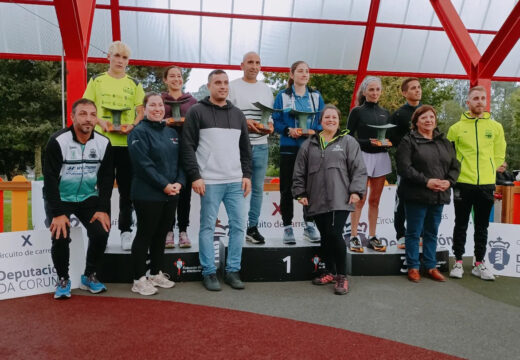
[45,202,109,280]
[314,211,348,276]
[394,185,406,239]
[172,181,192,232]
[452,184,494,262]
[114,146,133,232]
[132,199,177,280]
[280,153,311,226]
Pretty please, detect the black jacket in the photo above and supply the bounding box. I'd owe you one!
[396,129,460,205]
[127,119,185,202]
[388,102,421,147]
[346,101,391,153]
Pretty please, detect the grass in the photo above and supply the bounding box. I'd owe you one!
[1,191,33,232]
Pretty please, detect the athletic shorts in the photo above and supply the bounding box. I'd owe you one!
[361,151,391,178]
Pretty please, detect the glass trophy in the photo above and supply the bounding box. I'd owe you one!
[102,106,131,133]
[252,102,278,134]
[368,124,396,147]
[165,98,190,126]
[290,109,317,136]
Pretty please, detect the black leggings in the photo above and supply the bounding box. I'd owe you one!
[172,181,192,232]
[132,199,177,280]
[314,211,349,276]
[114,146,133,232]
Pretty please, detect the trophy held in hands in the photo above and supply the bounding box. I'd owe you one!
[102,106,131,133]
[165,98,190,126]
[368,124,396,147]
[290,109,317,136]
[252,102,279,134]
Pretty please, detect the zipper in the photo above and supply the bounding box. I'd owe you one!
[75,144,86,202]
[475,119,480,185]
[490,158,494,173]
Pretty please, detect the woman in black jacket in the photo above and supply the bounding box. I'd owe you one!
[347,76,391,253]
[396,105,460,283]
[293,105,367,295]
[127,92,185,295]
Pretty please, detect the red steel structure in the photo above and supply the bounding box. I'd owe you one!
[0,0,519,123]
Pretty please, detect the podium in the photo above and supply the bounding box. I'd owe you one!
[98,234,224,283]
[346,245,450,276]
[221,237,322,281]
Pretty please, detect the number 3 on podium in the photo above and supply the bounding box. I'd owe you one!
[283,255,291,273]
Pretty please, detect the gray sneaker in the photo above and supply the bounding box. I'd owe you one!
[303,223,321,242]
[283,227,296,245]
[224,272,245,290]
[202,273,221,291]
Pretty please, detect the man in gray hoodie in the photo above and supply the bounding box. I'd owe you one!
[182,70,252,291]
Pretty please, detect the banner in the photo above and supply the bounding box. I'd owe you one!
[0,227,85,300]
[31,181,520,277]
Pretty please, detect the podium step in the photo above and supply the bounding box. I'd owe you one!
[224,237,322,282]
[346,246,450,276]
[99,238,223,283]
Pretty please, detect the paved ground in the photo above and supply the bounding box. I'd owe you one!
[81,260,519,360]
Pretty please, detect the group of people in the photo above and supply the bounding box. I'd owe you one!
[43,41,506,300]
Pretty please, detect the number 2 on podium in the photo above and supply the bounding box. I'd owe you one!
[283,255,291,273]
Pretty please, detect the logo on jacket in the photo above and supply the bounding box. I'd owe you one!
[331,144,343,152]
[488,238,510,271]
[170,137,178,144]
[485,130,493,139]
[89,149,97,159]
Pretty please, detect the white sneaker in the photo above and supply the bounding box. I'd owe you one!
[121,231,133,251]
[450,262,464,279]
[150,271,175,288]
[131,276,158,296]
[472,263,495,281]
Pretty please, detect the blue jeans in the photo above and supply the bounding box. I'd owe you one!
[404,202,443,270]
[199,182,246,276]
[248,144,269,227]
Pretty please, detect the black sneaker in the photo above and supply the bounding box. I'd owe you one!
[246,226,265,244]
[367,236,386,252]
[202,273,221,291]
[224,272,245,290]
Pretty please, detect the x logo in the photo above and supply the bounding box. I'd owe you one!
[272,202,281,216]
[21,234,33,247]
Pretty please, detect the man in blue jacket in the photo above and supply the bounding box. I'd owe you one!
[43,98,114,299]
[182,70,252,291]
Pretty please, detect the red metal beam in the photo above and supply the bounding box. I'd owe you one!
[430,0,481,77]
[54,0,96,126]
[110,0,121,41]
[478,1,520,79]
[350,0,380,109]
[3,53,520,82]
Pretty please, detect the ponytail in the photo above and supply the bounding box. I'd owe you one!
[287,60,308,89]
[356,76,382,107]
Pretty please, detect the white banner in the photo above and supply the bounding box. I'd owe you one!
[31,182,520,277]
[0,227,85,300]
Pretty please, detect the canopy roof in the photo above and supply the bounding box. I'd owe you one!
[1,0,519,81]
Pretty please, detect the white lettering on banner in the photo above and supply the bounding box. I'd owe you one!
[0,228,85,300]
[31,181,520,278]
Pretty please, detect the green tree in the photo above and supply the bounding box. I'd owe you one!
[0,60,62,180]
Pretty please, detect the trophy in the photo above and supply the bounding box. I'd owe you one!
[252,101,279,134]
[102,106,131,133]
[165,98,190,126]
[368,124,396,147]
[290,109,317,136]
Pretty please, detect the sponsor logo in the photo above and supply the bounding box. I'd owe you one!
[331,144,343,152]
[485,130,493,139]
[311,255,320,272]
[170,137,178,144]
[488,238,510,271]
[89,148,97,159]
[174,258,185,276]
